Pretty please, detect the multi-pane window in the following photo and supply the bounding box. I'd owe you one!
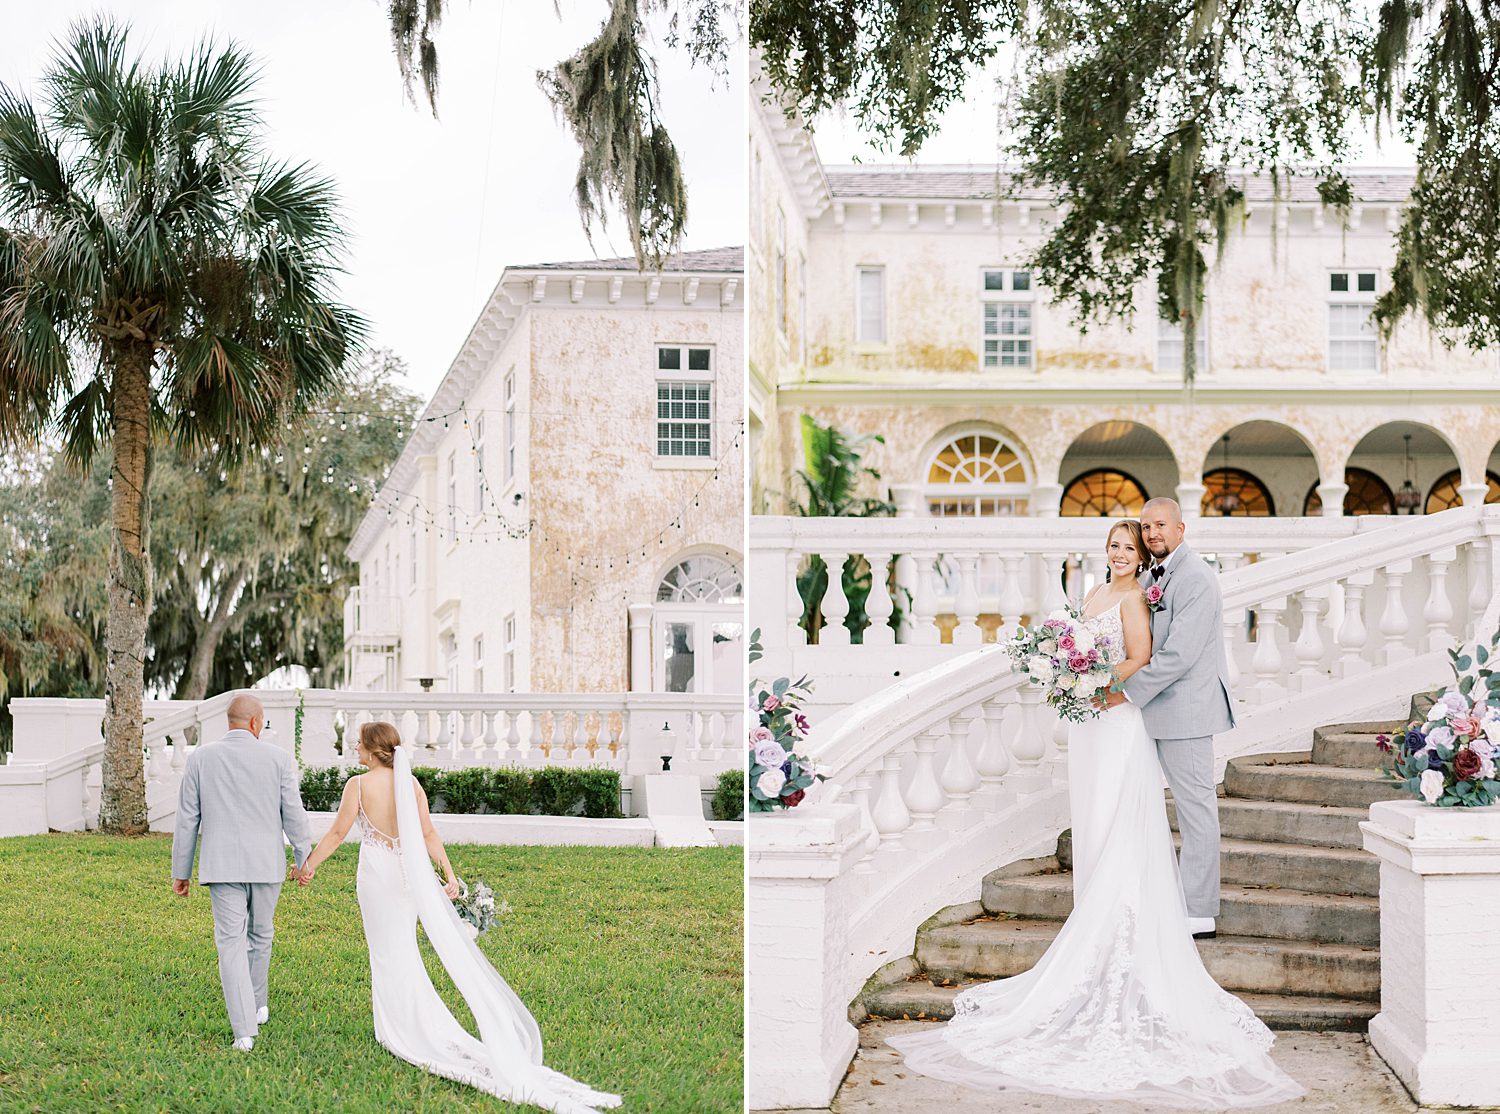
[472,415,485,510]
[656,345,714,458]
[981,269,1034,369]
[856,266,885,343]
[775,207,788,335]
[473,634,484,692]
[409,526,417,586]
[503,371,516,482]
[504,614,517,693]
[1157,309,1209,374]
[1328,270,1379,372]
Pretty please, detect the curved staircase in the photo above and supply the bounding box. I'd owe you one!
[859,694,1435,1033]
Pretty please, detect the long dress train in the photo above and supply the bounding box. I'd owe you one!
[354,746,622,1114]
[887,601,1304,1109]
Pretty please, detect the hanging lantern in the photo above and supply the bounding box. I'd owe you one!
[1395,433,1422,513]
[1211,435,1241,515]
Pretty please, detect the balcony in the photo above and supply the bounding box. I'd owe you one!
[343,587,402,646]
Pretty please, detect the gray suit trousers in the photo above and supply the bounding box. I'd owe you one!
[208,881,282,1039]
[1156,736,1221,918]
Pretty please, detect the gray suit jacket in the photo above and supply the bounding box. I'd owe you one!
[1121,543,1236,740]
[171,729,313,884]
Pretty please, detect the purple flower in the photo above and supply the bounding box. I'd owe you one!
[1428,749,1447,771]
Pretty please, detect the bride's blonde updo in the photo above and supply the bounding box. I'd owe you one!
[359,721,402,767]
[1104,519,1148,581]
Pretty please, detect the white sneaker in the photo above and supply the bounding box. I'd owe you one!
[1187,916,1217,938]
[232,1037,255,1052]
[255,1006,268,1025]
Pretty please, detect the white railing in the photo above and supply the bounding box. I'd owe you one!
[1,689,742,836]
[343,587,401,641]
[747,505,1500,1110]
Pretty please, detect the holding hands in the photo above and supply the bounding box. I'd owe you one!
[288,862,315,886]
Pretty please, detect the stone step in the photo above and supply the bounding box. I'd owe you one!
[981,873,1379,946]
[916,916,1380,999]
[865,977,1377,1032]
[1311,727,1400,770]
[1057,831,1379,897]
[1168,797,1370,851]
[1223,753,1408,809]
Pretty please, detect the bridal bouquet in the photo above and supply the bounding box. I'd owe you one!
[1005,608,1120,723]
[453,877,510,938]
[1380,634,1500,808]
[748,628,827,812]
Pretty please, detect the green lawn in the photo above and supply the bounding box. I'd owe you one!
[0,834,742,1113]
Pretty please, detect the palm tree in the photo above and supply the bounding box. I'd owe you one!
[0,21,364,834]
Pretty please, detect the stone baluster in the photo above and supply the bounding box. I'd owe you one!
[1469,539,1491,618]
[848,768,882,873]
[617,708,631,768]
[1011,685,1047,768]
[527,709,546,764]
[1422,547,1458,653]
[953,555,983,647]
[938,707,982,814]
[976,699,1013,788]
[871,753,912,850]
[549,709,568,762]
[1249,597,1289,703]
[863,552,896,647]
[1039,552,1070,618]
[570,709,589,763]
[1082,552,1107,596]
[414,707,432,749]
[1292,589,1328,689]
[1380,560,1414,664]
[434,704,453,751]
[819,550,852,646]
[998,556,1026,641]
[171,733,188,775]
[1222,607,1244,690]
[1335,570,1375,677]
[498,710,520,763]
[905,729,946,832]
[1063,555,1083,604]
[148,737,170,782]
[786,550,807,648]
[910,551,941,645]
[458,709,477,764]
[480,709,500,763]
[1051,712,1069,757]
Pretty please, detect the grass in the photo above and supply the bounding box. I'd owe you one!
[0,834,742,1113]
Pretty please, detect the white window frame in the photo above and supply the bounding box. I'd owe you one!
[1327,269,1380,374]
[1156,304,1210,375]
[655,343,715,466]
[504,613,517,693]
[473,633,484,693]
[503,370,517,484]
[409,523,417,587]
[775,206,788,336]
[980,267,1035,370]
[445,451,457,541]
[856,265,886,345]
[798,250,809,365]
[472,413,486,510]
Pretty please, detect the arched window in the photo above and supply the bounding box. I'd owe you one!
[1061,469,1149,517]
[1201,468,1275,516]
[1426,469,1500,514]
[924,432,1031,516]
[657,554,743,602]
[1303,468,1396,516]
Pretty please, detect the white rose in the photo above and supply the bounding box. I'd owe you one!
[1053,674,1075,692]
[1074,675,1099,697]
[757,767,787,798]
[753,739,789,769]
[1072,628,1095,653]
[1030,660,1057,684]
[1483,712,1500,744]
[1038,639,1058,656]
[1420,768,1445,804]
[1046,609,1072,623]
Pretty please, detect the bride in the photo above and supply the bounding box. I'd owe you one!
[298,722,621,1114]
[887,519,1303,1109]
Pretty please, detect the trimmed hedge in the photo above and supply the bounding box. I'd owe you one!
[298,765,621,818]
[711,769,745,821]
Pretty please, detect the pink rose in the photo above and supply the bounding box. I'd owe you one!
[751,725,774,744]
[1451,715,1483,739]
[1068,654,1090,673]
[762,694,780,711]
[1146,585,1164,604]
[1058,633,1076,651]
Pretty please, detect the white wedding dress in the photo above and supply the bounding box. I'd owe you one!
[888,600,1304,1109]
[353,745,622,1113]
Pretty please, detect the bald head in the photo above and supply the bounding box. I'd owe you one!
[1139,497,1187,560]
[227,693,265,737]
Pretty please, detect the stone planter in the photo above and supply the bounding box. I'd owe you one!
[1361,798,1500,1107]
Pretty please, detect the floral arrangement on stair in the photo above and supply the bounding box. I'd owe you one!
[1005,608,1121,723]
[748,628,826,812]
[1381,633,1500,807]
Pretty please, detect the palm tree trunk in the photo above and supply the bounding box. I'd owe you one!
[99,341,154,835]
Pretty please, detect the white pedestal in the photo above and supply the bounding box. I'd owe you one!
[633,773,716,847]
[748,803,865,1110]
[1361,798,1500,1107]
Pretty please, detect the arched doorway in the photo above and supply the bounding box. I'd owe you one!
[1346,422,1461,515]
[1061,468,1150,516]
[1199,422,1317,516]
[652,551,744,694]
[922,428,1032,516]
[1202,468,1276,516]
[1060,422,1177,516]
[1304,468,1396,516]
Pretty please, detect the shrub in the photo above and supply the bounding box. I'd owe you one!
[576,768,624,819]
[300,766,355,812]
[711,769,744,821]
[485,768,533,814]
[295,764,621,819]
[439,766,490,814]
[410,765,443,809]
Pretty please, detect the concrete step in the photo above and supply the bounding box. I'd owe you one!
[865,976,1377,1032]
[981,873,1379,946]
[1057,831,1379,897]
[917,916,1380,1000]
[1168,797,1370,850]
[1223,753,1408,809]
[1311,727,1400,770]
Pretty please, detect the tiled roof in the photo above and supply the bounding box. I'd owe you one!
[511,245,744,272]
[822,166,1416,204]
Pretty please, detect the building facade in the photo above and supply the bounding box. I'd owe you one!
[345,247,745,697]
[749,85,1500,526]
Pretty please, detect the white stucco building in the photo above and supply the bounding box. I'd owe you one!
[344,247,745,697]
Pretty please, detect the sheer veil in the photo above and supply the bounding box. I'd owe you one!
[391,742,622,1112]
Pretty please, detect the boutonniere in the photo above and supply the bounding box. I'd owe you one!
[1145,583,1166,613]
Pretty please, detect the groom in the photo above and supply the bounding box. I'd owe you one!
[171,693,312,1050]
[1098,497,1235,939]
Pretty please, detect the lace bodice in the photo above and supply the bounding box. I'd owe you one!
[1081,599,1126,666]
[353,775,400,851]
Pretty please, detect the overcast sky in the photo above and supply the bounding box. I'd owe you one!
[0,1,745,399]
